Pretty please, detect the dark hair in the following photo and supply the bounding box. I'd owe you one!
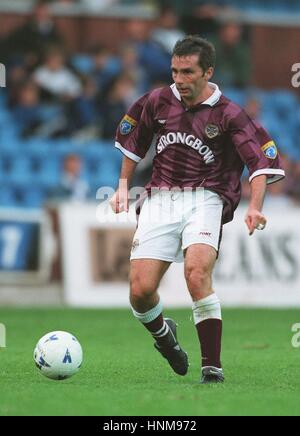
[172,36,216,72]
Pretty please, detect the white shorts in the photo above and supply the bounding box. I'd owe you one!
[130,189,224,263]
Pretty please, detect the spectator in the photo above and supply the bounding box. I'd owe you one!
[151,7,185,55]
[163,0,226,37]
[6,63,29,107]
[99,73,137,139]
[119,43,149,94]
[12,81,44,138]
[91,45,121,92]
[50,155,89,202]
[66,76,98,135]
[125,19,171,84]
[34,47,82,100]
[0,0,63,69]
[213,22,251,88]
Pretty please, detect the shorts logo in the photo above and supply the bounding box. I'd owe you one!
[120,115,137,135]
[132,239,140,252]
[261,141,278,159]
[205,124,219,139]
[199,231,212,237]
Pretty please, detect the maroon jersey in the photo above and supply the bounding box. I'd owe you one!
[115,83,285,223]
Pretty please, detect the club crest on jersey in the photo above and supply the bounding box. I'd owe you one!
[205,124,219,139]
[120,115,137,135]
[132,239,139,252]
[261,141,278,159]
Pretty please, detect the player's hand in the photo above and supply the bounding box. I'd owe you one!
[245,209,267,236]
[109,188,129,214]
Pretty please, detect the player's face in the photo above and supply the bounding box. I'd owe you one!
[171,55,213,104]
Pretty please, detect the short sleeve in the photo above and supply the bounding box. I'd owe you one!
[115,92,155,163]
[228,109,285,184]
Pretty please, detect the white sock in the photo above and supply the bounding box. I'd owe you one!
[131,302,178,347]
[131,300,163,324]
[192,294,222,325]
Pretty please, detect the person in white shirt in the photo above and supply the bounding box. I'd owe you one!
[34,47,82,99]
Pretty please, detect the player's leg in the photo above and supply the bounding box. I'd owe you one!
[130,258,188,375]
[184,244,224,384]
[130,258,170,312]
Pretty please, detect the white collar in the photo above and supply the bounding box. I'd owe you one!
[170,82,222,107]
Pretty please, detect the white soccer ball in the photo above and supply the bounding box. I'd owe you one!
[34,331,83,381]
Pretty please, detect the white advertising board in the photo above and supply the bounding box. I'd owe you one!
[59,201,300,308]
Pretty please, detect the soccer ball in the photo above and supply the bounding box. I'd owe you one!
[34,331,83,381]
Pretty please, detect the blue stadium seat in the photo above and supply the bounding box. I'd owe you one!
[86,143,121,169]
[260,112,282,137]
[7,156,34,184]
[22,186,47,209]
[71,54,94,74]
[88,160,119,190]
[22,138,56,155]
[33,156,61,188]
[262,90,298,121]
[223,88,247,107]
[0,117,21,150]
[0,186,18,208]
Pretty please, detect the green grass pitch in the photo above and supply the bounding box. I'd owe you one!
[0,308,299,416]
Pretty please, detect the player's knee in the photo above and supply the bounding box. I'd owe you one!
[130,273,156,302]
[185,264,211,292]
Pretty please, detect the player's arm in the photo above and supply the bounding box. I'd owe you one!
[110,157,137,214]
[111,92,155,214]
[245,174,267,236]
[228,108,285,235]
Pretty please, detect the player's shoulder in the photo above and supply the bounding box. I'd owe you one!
[131,86,174,115]
[218,94,245,118]
[218,94,251,127]
[147,85,174,105]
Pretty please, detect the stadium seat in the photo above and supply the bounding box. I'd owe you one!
[6,156,34,184]
[223,88,247,107]
[22,186,47,209]
[33,156,61,188]
[262,90,298,121]
[88,160,119,191]
[71,54,94,74]
[0,185,18,208]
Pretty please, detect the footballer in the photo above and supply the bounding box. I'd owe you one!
[110,36,285,384]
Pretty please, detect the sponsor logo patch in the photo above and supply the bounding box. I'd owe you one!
[261,141,278,159]
[120,115,137,135]
[205,124,219,139]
